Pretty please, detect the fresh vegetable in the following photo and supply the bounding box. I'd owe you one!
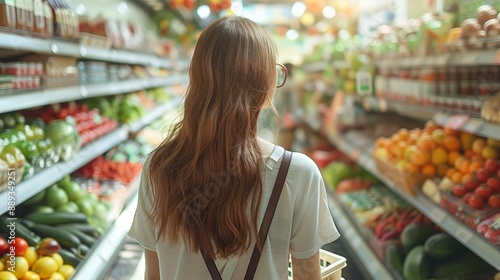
[400,223,437,251]
[63,228,96,247]
[424,233,464,260]
[44,120,80,161]
[29,224,81,248]
[385,244,404,275]
[0,236,7,255]
[403,246,431,280]
[25,211,88,225]
[432,252,493,278]
[13,237,28,256]
[36,238,61,256]
[0,217,40,246]
[57,248,82,267]
[56,223,100,238]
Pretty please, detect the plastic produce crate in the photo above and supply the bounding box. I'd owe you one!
[288,249,346,280]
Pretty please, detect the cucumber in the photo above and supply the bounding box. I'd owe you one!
[77,244,89,257]
[58,248,82,267]
[56,223,100,238]
[385,244,404,276]
[400,223,437,251]
[403,245,431,280]
[63,228,96,247]
[25,211,88,225]
[424,233,464,260]
[30,223,80,248]
[432,252,493,278]
[0,217,40,246]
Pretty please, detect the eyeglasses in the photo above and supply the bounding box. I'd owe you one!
[276,63,287,88]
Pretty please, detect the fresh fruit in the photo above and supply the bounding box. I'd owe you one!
[468,194,485,209]
[431,147,448,165]
[0,237,7,256]
[463,178,479,191]
[75,198,94,217]
[424,233,464,260]
[44,188,69,209]
[23,247,38,267]
[487,177,500,192]
[475,184,493,199]
[46,272,65,280]
[13,237,28,256]
[472,138,487,154]
[482,146,499,160]
[485,159,500,174]
[443,135,460,151]
[19,271,40,280]
[476,168,490,183]
[58,264,75,279]
[51,253,63,269]
[61,181,84,201]
[0,271,17,280]
[403,246,431,280]
[417,135,435,152]
[487,138,500,148]
[4,256,29,278]
[31,256,58,278]
[448,151,460,166]
[36,238,61,256]
[44,120,80,161]
[460,132,476,150]
[400,223,437,251]
[34,206,54,213]
[488,194,500,208]
[29,224,81,248]
[431,129,445,144]
[453,185,467,197]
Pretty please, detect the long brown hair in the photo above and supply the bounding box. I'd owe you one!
[148,16,278,259]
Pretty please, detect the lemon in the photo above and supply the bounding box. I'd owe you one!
[46,272,65,280]
[31,256,58,278]
[4,256,29,278]
[58,264,75,279]
[0,271,17,280]
[20,271,41,280]
[50,253,63,269]
[23,247,38,267]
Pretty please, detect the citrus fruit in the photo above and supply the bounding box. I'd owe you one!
[50,253,63,269]
[431,129,445,144]
[448,151,460,166]
[31,256,58,278]
[446,168,457,179]
[0,261,3,271]
[470,161,484,173]
[459,160,471,175]
[472,138,487,154]
[436,164,449,177]
[421,164,436,177]
[443,135,460,151]
[454,156,466,169]
[482,146,499,160]
[45,272,65,280]
[44,188,68,209]
[61,181,84,201]
[76,198,94,217]
[58,264,75,279]
[431,147,448,166]
[411,148,430,166]
[0,271,17,280]
[451,172,463,184]
[417,135,435,152]
[23,247,38,267]
[20,271,40,280]
[4,256,28,278]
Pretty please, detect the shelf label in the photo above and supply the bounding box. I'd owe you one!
[462,118,484,133]
[456,228,473,243]
[431,208,446,223]
[434,113,450,126]
[446,114,469,130]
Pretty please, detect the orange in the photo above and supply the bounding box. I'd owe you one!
[417,135,436,152]
[407,134,419,145]
[431,129,446,144]
[424,120,441,133]
[411,148,430,166]
[444,127,459,136]
[451,171,463,183]
[459,160,471,175]
[393,141,408,159]
[446,168,457,179]
[375,137,388,148]
[464,150,475,158]
[469,161,484,173]
[454,156,466,169]
[391,134,403,143]
[421,164,437,177]
[448,151,461,166]
[443,135,461,151]
[432,147,448,166]
[462,173,473,184]
[397,128,410,141]
[472,138,487,154]
[437,164,449,177]
[471,154,485,162]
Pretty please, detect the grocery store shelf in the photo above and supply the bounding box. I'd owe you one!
[127,96,183,133]
[73,176,141,280]
[0,75,187,114]
[0,32,172,68]
[377,49,499,68]
[0,128,129,215]
[326,130,500,271]
[325,189,394,280]
[434,113,500,141]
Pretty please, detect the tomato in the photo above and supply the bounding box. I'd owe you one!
[488,194,500,208]
[0,237,7,256]
[13,237,28,256]
[453,185,468,197]
[468,194,485,209]
[475,184,493,199]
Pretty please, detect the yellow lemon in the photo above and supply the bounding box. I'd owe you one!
[58,264,75,279]
[50,253,63,269]
[31,256,58,279]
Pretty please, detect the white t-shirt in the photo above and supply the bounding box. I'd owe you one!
[128,146,340,279]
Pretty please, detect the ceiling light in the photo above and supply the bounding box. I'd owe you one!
[322,6,336,19]
[197,5,211,19]
[291,2,306,18]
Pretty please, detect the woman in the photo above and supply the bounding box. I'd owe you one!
[129,16,340,280]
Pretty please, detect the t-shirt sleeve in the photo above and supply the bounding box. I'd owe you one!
[128,158,157,251]
[289,155,340,259]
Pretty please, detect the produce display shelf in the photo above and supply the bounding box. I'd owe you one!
[0,32,172,68]
[0,128,129,216]
[0,75,187,114]
[434,112,500,141]
[376,49,500,68]
[72,176,141,280]
[325,130,500,271]
[127,96,183,133]
[325,188,393,280]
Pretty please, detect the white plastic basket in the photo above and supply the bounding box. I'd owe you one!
[288,249,347,280]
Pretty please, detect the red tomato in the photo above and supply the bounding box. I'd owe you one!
[488,194,500,208]
[468,194,485,210]
[453,185,468,197]
[0,237,7,255]
[475,184,493,199]
[13,237,28,256]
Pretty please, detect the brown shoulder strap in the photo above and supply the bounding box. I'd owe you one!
[203,150,293,280]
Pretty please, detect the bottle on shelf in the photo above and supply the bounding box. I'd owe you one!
[0,0,17,30]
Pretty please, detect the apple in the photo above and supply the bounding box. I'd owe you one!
[476,168,490,183]
[486,176,500,192]
[485,159,500,174]
[464,178,480,191]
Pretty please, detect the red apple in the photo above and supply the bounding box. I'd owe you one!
[486,176,500,192]
[485,159,500,174]
[476,168,490,183]
[464,178,480,191]
[475,184,493,199]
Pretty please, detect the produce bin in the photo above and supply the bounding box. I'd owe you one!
[288,249,347,280]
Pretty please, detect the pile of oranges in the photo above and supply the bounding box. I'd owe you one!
[373,121,500,184]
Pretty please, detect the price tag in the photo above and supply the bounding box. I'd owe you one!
[461,53,479,65]
[431,208,447,223]
[446,114,469,130]
[456,228,473,243]
[434,113,450,126]
[463,118,484,133]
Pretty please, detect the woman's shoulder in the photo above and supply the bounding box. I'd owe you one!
[287,151,322,179]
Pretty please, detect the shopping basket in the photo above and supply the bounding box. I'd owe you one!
[288,249,347,280]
